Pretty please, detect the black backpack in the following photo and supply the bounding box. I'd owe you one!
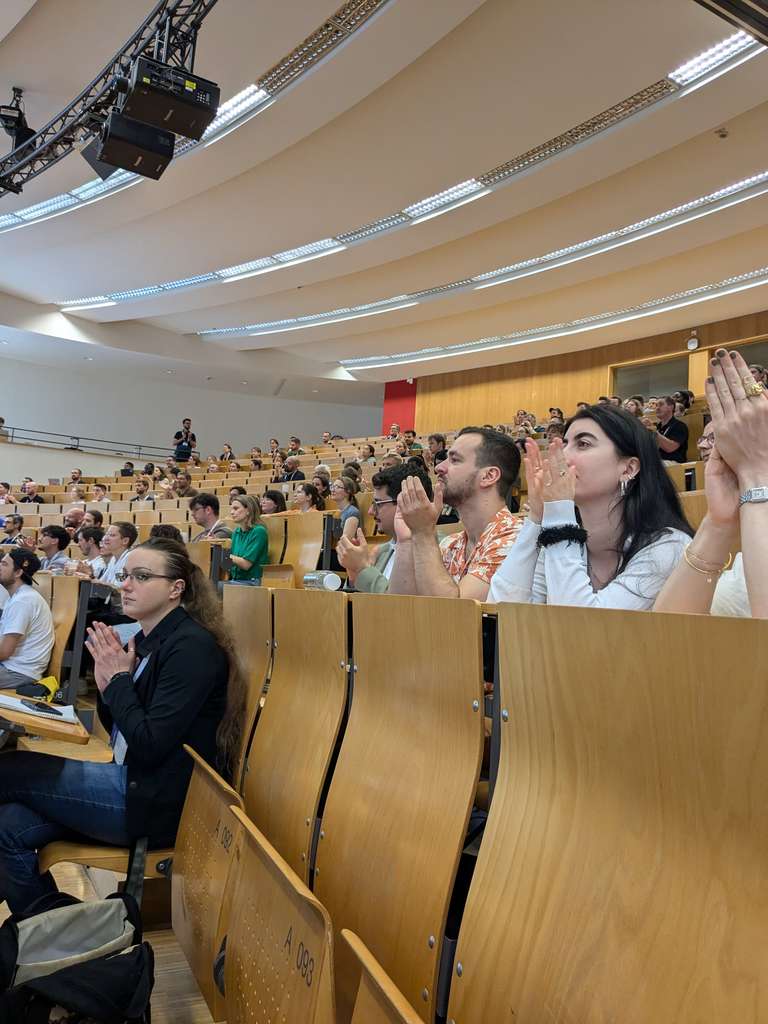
[0,890,154,1023]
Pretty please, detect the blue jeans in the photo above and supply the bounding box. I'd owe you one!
[0,752,130,913]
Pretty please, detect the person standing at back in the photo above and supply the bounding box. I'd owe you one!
[650,396,689,464]
[172,417,196,464]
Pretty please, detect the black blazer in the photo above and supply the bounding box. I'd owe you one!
[97,606,228,846]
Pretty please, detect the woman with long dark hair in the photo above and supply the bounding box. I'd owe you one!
[0,537,244,912]
[489,405,693,607]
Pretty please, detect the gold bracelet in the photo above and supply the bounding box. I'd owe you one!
[683,546,732,582]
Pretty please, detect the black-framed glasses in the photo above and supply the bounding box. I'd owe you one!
[696,434,715,448]
[114,571,177,584]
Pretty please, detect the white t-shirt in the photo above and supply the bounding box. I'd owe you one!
[1,584,54,679]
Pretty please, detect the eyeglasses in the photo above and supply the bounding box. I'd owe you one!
[696,434,715,448]
[114,571,177,584]
[372,498,395,508]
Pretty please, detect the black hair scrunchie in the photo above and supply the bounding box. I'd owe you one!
[537,525,588,548]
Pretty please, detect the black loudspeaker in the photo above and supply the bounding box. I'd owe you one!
[96,110,174,180]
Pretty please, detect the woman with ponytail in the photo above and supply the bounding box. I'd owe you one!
[0,537,245,912]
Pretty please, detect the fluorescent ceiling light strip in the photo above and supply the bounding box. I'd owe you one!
[39,29,765,303]
[408,188,492,224]
[192,168,768,337]
[341,266,768,369]
[60,299,117,312]
[245,301,418,336]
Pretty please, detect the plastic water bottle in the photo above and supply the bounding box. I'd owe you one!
[303,570,342,591]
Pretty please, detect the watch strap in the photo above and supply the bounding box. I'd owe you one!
[738,486,768,507]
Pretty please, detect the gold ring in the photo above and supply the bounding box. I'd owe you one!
[742,377,765,398]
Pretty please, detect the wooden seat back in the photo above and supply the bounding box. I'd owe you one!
[225,807,335,1024]
[263,513,287,564]
[343,931,423,1024]
[314,595,485,1021]
[171,746,244,1021]
[222,584,273,788]
[242,590,348,882]
[665,460,698,492]
[448,604,768,1023]
[48,574,79,682]
[35,571,53,607]
[679,488,709,531]
[280,511,324,586]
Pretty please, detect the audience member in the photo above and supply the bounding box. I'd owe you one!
[261,491,287,514]
[403,429,422,452]
[331,477,361,540]
[288,436,305,456]
[655,349,767,618]
[250,457,263,471]
[281,456,305,482]
[19,482,43,504]
[1,515,24,545]
[229,494,268,584]
[597,396,611,405]
[489,406,692,607]
[100,522,138,587]
[609,396,622,406]
[229,461,242,473]
[386,423,401,440]
[270,454,286,482]
[0,537,239,912]
[189,452,202,468]
[143,463,155,477]
[546,422,566,441]
[341,463,363,491]
[696,418,714,462]
[69,469,83,485]
[338,462,433,593]
[0,483,16,505]
[0,549,54,691]
[643,396,659,415]
[394,440,408,458]
[66,484,86,505]
[250,446,263,459]
[35,525,70,572]
[172,417,197,462]
[427,433,448,465]
[268,438,280,455]
[321,431,332,445]
[173,472,198,499]
[91,483,110,504]
[207,458,219,472]
[650,395,689,464]
[312,473,331,501]
[63,507,85,536]
[380,453,403,469]
[150,524,185,543]
[360,444,377,465]
[575,402,590,411]
[74,527,106,577]
[293,483,325,512]
[748,363,767,387]
[548,407,564,422]
[228,485,247,503]
[390,427,522,600]
[130,477,155,504]
[83,509,104,528]
[189,494,232,542]
[623,398,643,418]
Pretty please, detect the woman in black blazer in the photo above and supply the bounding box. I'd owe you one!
[0,537,244,912]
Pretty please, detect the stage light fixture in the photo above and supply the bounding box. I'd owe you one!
[121,57,220,141]
[91,110,174,181]
[0,88,36,154]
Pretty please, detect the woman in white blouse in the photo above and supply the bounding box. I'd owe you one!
[489,405,693,608]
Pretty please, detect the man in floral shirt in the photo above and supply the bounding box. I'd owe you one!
[389,427,522,600]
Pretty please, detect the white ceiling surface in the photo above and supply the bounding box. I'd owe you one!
[0,0,767,399]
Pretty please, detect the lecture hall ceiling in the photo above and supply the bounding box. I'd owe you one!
[0,0,766,398]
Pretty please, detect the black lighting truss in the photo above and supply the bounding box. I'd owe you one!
[0,0,220,198]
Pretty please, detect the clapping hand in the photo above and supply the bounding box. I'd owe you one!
[336,528,372,581]
[396,477,443,536]
[703,444,740,529]
[540,438,577,504]
[85,621,136,693]
[706,349,768,486]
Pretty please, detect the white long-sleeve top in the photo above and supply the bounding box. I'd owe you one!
[487,500,690,609]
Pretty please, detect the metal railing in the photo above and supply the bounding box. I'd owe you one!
[0,424,173,461]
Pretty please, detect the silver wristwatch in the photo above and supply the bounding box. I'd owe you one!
[739,486,768,507]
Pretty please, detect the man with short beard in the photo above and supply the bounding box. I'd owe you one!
[389,426,522,600]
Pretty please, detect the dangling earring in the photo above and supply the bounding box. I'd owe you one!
[620,478,628,497]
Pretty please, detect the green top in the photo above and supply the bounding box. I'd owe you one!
[230,524,269,581]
